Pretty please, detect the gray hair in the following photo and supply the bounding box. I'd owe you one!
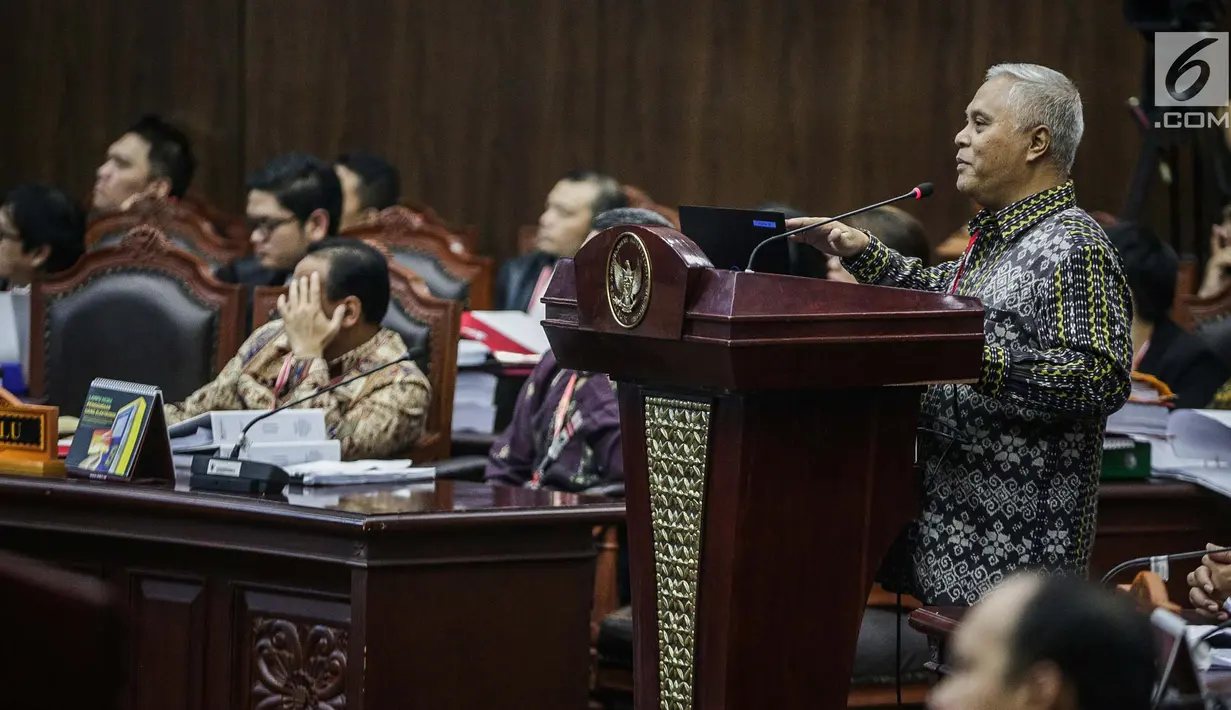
[986,63,1084,174]
[591,207,673,232]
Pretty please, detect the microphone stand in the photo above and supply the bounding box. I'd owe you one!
[745,183,932,272]
[190,352,416,494]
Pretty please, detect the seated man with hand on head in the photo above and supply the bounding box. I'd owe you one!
[335,153,401,231]
[217,153,342,289]
[167,239,430,460]
[486,208,672,492]
[497,170,628,314]
[931,574,1155,710]
[92,114,196,213]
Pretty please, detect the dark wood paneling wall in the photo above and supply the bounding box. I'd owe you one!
[0,0,1149,262]
[0,0,243,212]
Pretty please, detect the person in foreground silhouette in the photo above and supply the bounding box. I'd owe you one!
[789,63,1132,605]
[928,574,1154,710]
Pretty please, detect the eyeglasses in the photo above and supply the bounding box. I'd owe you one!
[246,216,299,237]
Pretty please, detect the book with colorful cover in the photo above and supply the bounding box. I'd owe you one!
[65,379,172,482]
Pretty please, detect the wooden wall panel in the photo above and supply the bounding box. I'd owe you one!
[244,0,601,261]
[0,0,244,211]
[0,0,1169,258]
[598,0,1148,244]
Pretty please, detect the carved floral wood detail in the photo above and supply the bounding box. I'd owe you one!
[252,617,348,710]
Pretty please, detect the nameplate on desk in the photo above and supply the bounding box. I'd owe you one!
[0,387,63,478]
[65,379,173,483]
[0,412,43,449]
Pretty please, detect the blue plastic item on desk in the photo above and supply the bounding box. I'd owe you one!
[1,362,26,395]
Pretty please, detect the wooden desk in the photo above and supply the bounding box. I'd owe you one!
[0,473,624,710]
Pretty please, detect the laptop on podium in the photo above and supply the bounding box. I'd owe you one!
[678,205,821,276]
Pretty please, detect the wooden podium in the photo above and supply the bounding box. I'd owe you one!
[543,226,985,710]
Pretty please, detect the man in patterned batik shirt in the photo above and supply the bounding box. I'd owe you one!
[485,208,674,492]
[789,63,1132,605]
[167,239,430,460]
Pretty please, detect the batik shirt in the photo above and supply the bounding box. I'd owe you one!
[165,322,430,460]
[843,181,1132,605]
[484,350,622,492]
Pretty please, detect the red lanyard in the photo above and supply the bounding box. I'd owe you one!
[551,373,579,439]
[530,372,579,488]
[949,230,980,295]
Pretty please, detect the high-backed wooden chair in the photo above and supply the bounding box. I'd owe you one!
[251,263,460,462]
[1,550,125,710]
[1176,284,1231,361]
[346,206,494,310]
[402,200,481,254]
[31,226,245,418]
[179,193,250,252]
[86,196,246,269]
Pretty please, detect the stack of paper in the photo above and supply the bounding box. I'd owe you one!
[457,338,492,367]
[168,409,340,468]
[1107,377,1175,437]
[453,371,499,433]
[460,310,551,355]
[1149,410,1231,496]
[283,459,436,486]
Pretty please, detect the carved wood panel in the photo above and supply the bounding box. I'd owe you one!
[236,589,352,710]
[130,575,207,710]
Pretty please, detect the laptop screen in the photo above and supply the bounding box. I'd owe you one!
[678,205,793,274]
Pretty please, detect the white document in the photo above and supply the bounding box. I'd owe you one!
[455,371,499,402]
[457,339,492,367]
[220,439,341,467]
[1168,409,1231,462]
[0,292,22,381]
[168,409,329,445]
[468,311,551,354]
[283,459,436,486]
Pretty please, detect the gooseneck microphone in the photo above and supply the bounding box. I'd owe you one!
[1098,546,1231,586]
[745,182,934,272]
[230,352,417,460]
[189,348,422,494]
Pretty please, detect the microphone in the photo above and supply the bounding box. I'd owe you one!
[190,350,419,494]
[1099,546,1231,586]
[230,353,415,460]
[745,182,934,272]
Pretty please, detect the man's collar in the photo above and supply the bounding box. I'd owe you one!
[969,181,1076,242]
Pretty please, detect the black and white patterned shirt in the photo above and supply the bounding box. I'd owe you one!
[844,181,1132,605]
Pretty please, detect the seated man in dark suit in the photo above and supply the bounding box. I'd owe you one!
[335,153,401,231]
[217,153,343,293]
[486,208,671,492]
[168,239,430,460]
[92,114,196,214]
[1108,221,1228,408]
[496,170,628,313]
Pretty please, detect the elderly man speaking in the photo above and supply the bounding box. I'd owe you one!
[790,63,1132,605]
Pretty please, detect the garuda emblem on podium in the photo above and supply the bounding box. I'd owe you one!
[607,232,652,329]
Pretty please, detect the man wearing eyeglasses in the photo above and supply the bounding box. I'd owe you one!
[216,153,343,331]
